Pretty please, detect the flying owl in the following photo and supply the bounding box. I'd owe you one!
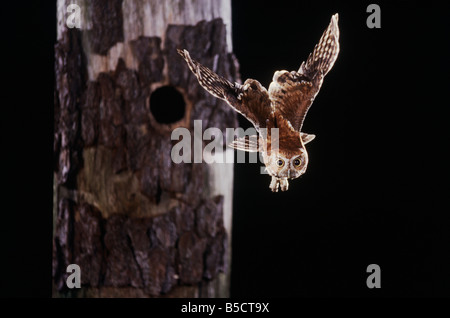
[178,14,340,192]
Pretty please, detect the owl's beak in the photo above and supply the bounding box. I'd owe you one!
[287,169,291,179]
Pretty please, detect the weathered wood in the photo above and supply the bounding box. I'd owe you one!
[53,0,238,297]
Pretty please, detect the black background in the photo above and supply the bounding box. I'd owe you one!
[230,0,450,297]
[1,1,449,298]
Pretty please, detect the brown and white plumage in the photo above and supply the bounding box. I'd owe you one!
[178,14,340,192]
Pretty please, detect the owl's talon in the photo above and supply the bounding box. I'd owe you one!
[269,176,280,192]
[280,178,289,191]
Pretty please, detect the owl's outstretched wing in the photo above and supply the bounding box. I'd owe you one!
[269,13,340,132]
[177,49,273,131]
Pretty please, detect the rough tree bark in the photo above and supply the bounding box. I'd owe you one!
[53,0,239,297]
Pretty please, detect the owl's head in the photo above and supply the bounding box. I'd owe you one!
[264,148,309,192]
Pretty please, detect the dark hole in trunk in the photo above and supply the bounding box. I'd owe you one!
[150,86,185,124]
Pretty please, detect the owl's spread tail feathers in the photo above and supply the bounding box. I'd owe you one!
[299,13,340,79]
[229,135,261,153]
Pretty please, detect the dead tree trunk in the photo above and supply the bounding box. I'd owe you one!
[53,0,238,297]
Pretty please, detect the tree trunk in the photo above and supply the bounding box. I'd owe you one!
[53,0,238,297]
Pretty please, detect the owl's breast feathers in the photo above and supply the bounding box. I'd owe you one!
[268,70,317,134]
[265,112,305,158]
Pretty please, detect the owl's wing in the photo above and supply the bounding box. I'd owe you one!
[177,49,273,132]
[269,13,340,132]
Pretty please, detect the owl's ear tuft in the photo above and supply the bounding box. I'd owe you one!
[301,133,316,144]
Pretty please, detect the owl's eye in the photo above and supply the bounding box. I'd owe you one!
[277,159,284,167]
[293,158,302,166]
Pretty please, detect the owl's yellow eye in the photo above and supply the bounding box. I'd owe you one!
[293,158,302,166]
[276,159,284,167]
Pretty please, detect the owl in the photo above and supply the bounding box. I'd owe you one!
[178,14,340,192]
